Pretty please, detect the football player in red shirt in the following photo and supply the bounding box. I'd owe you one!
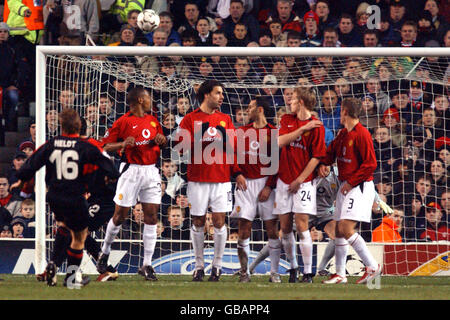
[319,98,381,285]
[176,80,246,281]
[97,88,167,281]
[275,87,326,283]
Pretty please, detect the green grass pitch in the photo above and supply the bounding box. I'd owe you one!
[1,274,449,300]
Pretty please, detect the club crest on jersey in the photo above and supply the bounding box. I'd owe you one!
[303,131,310,137]
[219,121,226,127]
[236,206,241,213]
[349,140,353,146]
[142,129,151,139]
[118,194,123,200]
[150,121,157,128]
[331,183,337,190]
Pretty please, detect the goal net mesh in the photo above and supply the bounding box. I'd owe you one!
[43,52,449,276]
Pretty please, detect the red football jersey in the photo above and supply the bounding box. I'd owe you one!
[278,114,326,184]
[322,122,377,186]
[102,112,163,165]
[236,123,277,187]
[178,108,239,183]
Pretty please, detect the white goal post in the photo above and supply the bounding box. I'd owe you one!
[35,46,450,275]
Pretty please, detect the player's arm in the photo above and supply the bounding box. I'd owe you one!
[278,119,322,148]
[86,144,121,179]
[288,157,320,193]
[103,136,135,153]
[318,130,340,177]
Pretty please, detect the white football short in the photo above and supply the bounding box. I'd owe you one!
[273,178,317,215]
[114,164,162,207]
[230,177,276,221]
[333,181,375,223]
[187,181,232,216]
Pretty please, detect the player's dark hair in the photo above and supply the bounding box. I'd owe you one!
[127,87,148,106]
[254,96,271,117]
[196,80,224,104]
[59,108,81,135]
[341,97,361,119]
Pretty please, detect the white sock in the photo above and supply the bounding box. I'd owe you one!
[299,231,312,274]
[237,238,250,273]
[213,225,227,269]
[190,225,205,270]
[347,233,378,270]
[335,237,348,277]
[318,239,335,271]
[101,219,121,255]
[249,243,270,273]
[143,224,157,267]
[282,232,298,269]
[268,238,281,274]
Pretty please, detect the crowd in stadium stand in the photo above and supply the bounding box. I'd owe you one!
[0,0,449,243]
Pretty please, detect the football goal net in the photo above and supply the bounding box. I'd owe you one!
[35,46,450,277]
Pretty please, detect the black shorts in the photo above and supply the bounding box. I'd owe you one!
[87,196,115,232]
[47,193,89,232]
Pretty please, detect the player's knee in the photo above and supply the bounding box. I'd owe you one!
[143,213,158,225]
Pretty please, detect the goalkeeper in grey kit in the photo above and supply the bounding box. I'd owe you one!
[248,165,392,276]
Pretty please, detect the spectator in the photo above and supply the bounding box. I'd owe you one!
[315,0,338,33]
[321,27,340,48]
[212,29,228,46]
[437,146,450,175]
[423,0,449,42]
[416,10,438,47]
[109,24,137,46]
[178,2,216,35]
[265,0,302,34]
[268,18,286,47]
[99,0,144,35]
[354,2,370,35]
[156,220,165,239]
[0,22,23,136]
[233,106,249,128]
[381,107,406,148]
[365,76,391,114]
[363,29,380,48]
[310,59,332,87]
[388,0,407,32]
[392,156,415,205]
[228,21,250,47]
[7,151,27,187]
[318,89,340,134]
[18,119,36,149]
[410,80,432,120]
[258,28,273,47]
[411,126,435,170]
[162,205,190,240]
[333,77,351,101]
[419,107,445,140]
[196,16,213,46]
[359,95,378,131]
[377,11,401,47]
[0,175,21,218]
[57,0,99,43]
[337,13,362,47]
[428,159,449,194]
[0,225,12,238]
[146,11,181,46]
[18,198,35,238]
[389,89,412,129]
[18,141,35,159]
[259,74,284,110]
[440,191,450,221]
[375,174,394,207]
[373,125,401,174]
[392,20,419,47]
[10,217,25,238]
[175,96,192,125]
[372,206,404,243]
[98,94,116,132]
[161,159,185,200]
[221,0,259,43]
[121,202,144,240]
[180,28,198,46]
[416,201,449,241]
[300,10,322,47]
[4,0,44,102]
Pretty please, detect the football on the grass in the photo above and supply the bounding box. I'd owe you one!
[137,9,160,33]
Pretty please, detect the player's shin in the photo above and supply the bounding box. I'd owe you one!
[335,237,348,277]
[212,225,227,269]
[268,238,281,274]
[347,233,378,269]
[282,232,298,269]
[299,231,313,274]
[191,225,205,270]
[249,244,270,273]
[101,219,121,255]
[318,239,335,271]
[237,238,250,273]
[143,224,157,267]
[52,226,71,267]
[84,234,100,261]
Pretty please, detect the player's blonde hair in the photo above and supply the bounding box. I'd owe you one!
[294,87,317,111]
